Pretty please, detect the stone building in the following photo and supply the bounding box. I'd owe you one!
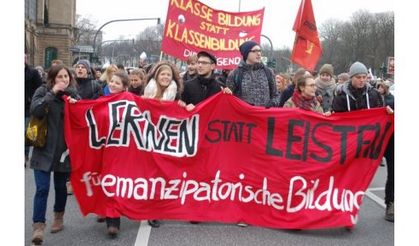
[25,0,76,68]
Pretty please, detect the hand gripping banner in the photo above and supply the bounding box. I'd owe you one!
[64,92,394,229]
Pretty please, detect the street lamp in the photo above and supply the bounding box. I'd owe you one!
[92,17,161,63]
[260,34,276,68]
[101,39,134,46]
[261,34,274,59]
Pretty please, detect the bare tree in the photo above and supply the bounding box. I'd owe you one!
[315,10,394,75]
[134,25,164,63]
[74,15,98,46]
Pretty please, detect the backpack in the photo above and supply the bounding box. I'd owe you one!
[233,66,276,98]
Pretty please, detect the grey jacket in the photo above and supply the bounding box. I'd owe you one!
[29,84,79,172]
[226,60,280,107]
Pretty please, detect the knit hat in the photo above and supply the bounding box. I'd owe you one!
[349,61,368,78]
[197,51,217,64]
[319,64,334,76]
[76,59,91,71]
[239,40,259,61]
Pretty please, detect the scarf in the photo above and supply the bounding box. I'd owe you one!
[315,77,336,95]
[291,90,318,111]
[143,78,177,101]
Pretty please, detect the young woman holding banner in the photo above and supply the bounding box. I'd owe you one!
[29,64,80,245]
[102,71,130,238]
[142,61,186,227]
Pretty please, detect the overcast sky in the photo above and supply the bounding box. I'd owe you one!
[77,0,393,49]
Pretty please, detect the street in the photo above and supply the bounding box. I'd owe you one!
[24,160,393,246]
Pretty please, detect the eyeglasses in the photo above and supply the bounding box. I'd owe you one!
[197,61,213,65]
[249,49,262,53]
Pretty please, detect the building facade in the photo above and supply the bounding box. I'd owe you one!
[25,0,76,68]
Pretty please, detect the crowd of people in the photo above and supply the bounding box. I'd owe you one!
[24,40,394,245]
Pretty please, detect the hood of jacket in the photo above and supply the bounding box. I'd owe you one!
[341,80,374,100]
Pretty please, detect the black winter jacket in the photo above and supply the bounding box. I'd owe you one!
[29,85,80,172]
[181,74,221,105]
[76,77,103,99]
[332,81,383,112]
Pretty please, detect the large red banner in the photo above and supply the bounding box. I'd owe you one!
[64,92,394,229]
[161,0,264,70]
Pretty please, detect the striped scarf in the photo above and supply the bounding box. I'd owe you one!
[291,90,318,111]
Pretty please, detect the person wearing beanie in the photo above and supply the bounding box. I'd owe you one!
[76,59,91,74]
[333,61,395,222]
[68,60,103,197]
[348,61,368,78]
[224,40,280,108]
[315,63,336,113]
[181,51,221,109]
[332,61,383,112]
[74,59,102,100]
[239,40,259,62]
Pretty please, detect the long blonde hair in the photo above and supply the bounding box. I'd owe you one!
[99,64,118,83]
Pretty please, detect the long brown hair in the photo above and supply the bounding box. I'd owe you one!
[146,61,183,96]
[46,64,76,90]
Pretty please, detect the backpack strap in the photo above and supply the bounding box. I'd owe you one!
[233,68,244,97]
[263,66,275,99]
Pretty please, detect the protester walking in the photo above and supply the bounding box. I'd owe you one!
[283,74,327,115]
[67,59,103,197]
[128,68,146,96]
[143,61,183,102]
[25,54,43,166]
[315,64,336,113]
[99,64,118,95]
[332,61,383,112]
[143,61,185,228]
[181,51,221,109]
[101,71,130,238]
[181,54,198,83]
[29,64,80,245]
[74,59,103,100]
[377,80,395,222]
[224,40,280,108]
[278,68,307,107]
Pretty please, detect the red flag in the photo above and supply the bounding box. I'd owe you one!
[290,0,322,71]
